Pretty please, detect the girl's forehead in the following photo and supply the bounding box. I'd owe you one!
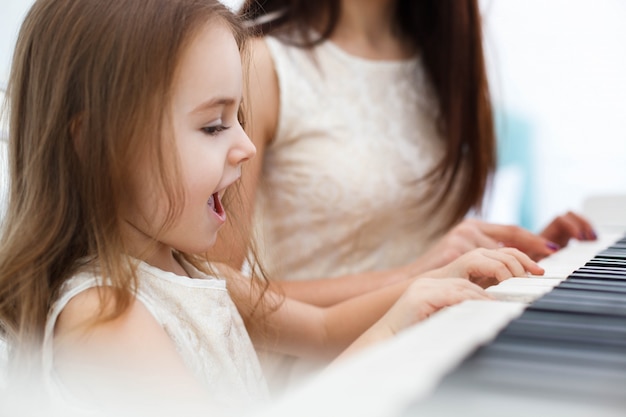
[170,21,242,114]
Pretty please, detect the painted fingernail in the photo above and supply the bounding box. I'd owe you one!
[546,242,560,251]
[591,230,598,239]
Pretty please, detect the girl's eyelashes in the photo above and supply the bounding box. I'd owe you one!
[201,124,231,136]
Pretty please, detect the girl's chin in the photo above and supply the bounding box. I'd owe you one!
[177,235,219,256]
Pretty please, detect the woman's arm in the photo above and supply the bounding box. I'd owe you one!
[270,214,594,305]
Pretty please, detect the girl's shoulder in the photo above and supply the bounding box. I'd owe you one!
[45,262,173,356]
[49,266,150,359]
[49,283,202,411]
[47,258,229,347]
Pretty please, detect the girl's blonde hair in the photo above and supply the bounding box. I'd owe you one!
[0,0,269,371]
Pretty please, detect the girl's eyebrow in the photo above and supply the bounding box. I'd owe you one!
[190,96,242,114]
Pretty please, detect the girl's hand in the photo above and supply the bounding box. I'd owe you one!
[328,247,541,360]
[378,278,492,337]
[422,247,544,288]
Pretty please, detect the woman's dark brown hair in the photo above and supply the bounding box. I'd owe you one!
[240,0,496,230]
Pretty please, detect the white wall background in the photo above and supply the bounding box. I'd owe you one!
[0,1,30,86]
[481,0,626,230]
[1,0,625,231]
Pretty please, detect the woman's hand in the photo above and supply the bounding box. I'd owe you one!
[410,213,597,273]
[538,210,597,249]
[410,219,503,272]
[422,247,544,288]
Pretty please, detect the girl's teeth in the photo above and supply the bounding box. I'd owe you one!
[208,195,215,210]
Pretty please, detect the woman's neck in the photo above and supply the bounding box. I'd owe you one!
[330,0,414,60]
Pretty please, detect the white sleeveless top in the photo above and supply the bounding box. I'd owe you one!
[42,259,269,415]
[253,36,459,282]
[253,35,463,391]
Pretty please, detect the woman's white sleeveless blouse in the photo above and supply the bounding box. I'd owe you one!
[253,36,458,282]
[252,36,461,390]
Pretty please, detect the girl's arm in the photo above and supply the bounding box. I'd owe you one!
[229,247,541,361]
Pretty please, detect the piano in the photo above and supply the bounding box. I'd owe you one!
[254,228,626,417]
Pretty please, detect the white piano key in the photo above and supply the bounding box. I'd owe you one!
[487,284,554,303]
[496,277,564,287]
[538,231,624,277]
[486,276,564,302]
[486,232,624,303]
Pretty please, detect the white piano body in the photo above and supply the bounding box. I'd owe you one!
[253,227,626,417]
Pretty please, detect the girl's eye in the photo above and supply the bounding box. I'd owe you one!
[201,125,230,136]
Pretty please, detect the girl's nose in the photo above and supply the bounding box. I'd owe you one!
[230,128,256,165]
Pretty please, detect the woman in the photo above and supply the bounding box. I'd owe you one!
[210,0,594,389]
[210,0,595,305]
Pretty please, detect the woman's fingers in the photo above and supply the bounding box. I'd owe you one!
[480,223,557,261]
[453,219,502,249]
[428,214,597,267]
[541,211,598,245]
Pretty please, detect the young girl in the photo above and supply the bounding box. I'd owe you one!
[0,0,542,415]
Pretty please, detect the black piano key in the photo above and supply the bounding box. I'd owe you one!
[478,338,626,369]
[576,266,626,276]
[453,351,626,401]
[546,286,626,300]
[594,253,626,260]
[557,276,626,287]
[585,259,626,267]
[517,308,625,326]
[557,275,626,287]
[496,316,626,347]
[529,290,626,316]
[568,271,626,281]
[557,281,626,294]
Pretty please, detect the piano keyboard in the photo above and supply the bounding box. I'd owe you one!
[404,233,626,416]
[255,230,626,417]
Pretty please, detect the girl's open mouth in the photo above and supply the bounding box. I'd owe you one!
[208,192,225,219]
